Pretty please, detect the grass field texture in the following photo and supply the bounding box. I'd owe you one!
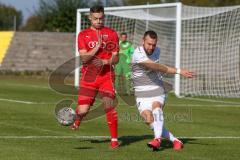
[0,75,239,160]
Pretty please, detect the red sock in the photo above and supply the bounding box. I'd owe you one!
[105,107,118,140]
[74,108,81,126]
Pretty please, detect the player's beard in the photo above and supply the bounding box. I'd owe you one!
[94,23,103,29]
[145,48,154,55]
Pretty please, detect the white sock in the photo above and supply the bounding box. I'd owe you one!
[152,108,164,139]
[162,126,177,142]
[111,138,118,142]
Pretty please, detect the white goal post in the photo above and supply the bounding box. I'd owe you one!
[75,3,240,98]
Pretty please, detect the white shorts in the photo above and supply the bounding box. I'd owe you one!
[136,95,166,114]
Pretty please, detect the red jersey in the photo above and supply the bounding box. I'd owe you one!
[78,26,119,76]
[78,26,119,59]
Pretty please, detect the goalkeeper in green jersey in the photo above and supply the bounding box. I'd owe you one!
[115,32,134,95]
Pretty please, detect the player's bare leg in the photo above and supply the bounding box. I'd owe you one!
[70,104,90,130]
[140,110,153,126]
[103,97,119,149]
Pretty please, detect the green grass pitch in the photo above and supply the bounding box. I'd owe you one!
[0,75,239,160]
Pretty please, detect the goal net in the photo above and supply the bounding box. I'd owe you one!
[75,3,240,98]
[181,5,240,97]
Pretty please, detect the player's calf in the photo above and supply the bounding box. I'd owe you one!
[70,116,81,130]
[105,107,119,149]
[70,108,88,130]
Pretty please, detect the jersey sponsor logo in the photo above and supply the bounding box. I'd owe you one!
[88,41,106,49]
[88,41,117,52]
[105,41,117,52]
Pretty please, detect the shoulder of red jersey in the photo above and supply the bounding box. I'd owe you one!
[79,28,92,35]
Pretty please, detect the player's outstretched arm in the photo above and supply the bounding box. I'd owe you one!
[139,59,195,78]
[179,69,195,78]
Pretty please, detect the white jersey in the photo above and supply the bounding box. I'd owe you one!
[131,46,165,98]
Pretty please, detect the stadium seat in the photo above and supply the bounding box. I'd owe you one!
[0,31,14,64]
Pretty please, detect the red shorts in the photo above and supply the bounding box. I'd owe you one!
[78,71,115,106]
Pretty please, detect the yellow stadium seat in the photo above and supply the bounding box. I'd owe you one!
[0,31,14,64]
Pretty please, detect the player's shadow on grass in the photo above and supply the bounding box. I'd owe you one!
[160,138,197,151]
[78,136,197,150]
[74,147,94,150]
[85,135,153,147]
[119,136,197,149]
[79,135,153,146]
[119,135,152,147]
[143,138,197,152]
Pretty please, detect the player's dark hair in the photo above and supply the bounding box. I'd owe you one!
[120,32,127,36]
[143,30,158,39]
[90,5,104,13]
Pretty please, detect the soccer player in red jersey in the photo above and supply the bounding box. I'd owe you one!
[70,5,119,149]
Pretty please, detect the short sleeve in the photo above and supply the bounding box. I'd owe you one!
[78,32,87,51]
[133,47,149,63]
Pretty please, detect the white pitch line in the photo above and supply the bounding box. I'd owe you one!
[178,136,240,139]
[0,98,35,104]
[184,97,240,105]
[1,97,240,108]
[0,135,239,139]
[4,83,49,89]
[0,122,65,135]
[166,104,240,107]
[0,136,109,139]
[118,104,240,107]
[0,98,57,105]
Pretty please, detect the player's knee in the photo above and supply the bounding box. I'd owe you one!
[145,119,153,125]
[146,116,154,124]
[103,97,114,108]
[144,113,154,124]
[152,101,163,110]
[76,105,90,116]
[104,106,116,113]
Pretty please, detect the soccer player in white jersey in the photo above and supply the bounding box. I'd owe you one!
[131,30,194,151]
